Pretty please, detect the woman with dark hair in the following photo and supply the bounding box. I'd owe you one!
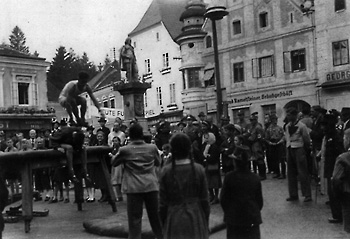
[159,133,210,239]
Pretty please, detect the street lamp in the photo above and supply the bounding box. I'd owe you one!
[204,4,228,124]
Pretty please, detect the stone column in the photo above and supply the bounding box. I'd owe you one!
[114,81,151,135]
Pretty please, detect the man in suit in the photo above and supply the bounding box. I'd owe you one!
[111,123,163,239]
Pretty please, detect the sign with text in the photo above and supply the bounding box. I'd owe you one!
[232,90,293,104]
[326,70,350,82]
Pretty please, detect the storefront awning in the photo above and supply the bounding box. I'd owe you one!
[319,79,350,89]
[203,69,214,81]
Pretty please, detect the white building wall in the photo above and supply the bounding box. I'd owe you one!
[130,22,183,118]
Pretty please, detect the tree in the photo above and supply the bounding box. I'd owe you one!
[47,47,98,102]
[46,46,74,101]
[9,26,30,54]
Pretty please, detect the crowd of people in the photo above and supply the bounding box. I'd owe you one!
[1,104,350,238]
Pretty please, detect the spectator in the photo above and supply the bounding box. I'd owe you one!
[332,128,350,233]
[159,133,210,239]
[202,121,221,205]
[221,124,240,174]
[220,134,263,239]
[285,107,312,202]
[109,136,123,202]
[0,175,8,239]
[245,113,266,180]
[265,114,285,179]
[183,115,200,143]
[155,113,171,150]
[96,117,110,145]
[320,114,344,224]
[111,123,163,239]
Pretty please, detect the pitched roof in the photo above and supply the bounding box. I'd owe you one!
[89,62,122,91]
[129,0,188,40]
[0,44,45,60]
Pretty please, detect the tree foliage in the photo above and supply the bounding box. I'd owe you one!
[9,26,30,54]
[46,46,98,102]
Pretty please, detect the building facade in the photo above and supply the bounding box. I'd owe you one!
[128,0,188,126]
[0,44,54,137]
[316,0,350,110]
[197,0,318,125]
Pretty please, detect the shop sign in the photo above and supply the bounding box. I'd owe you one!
[232,90,293,104]
[145,110,155,116]
[326,70,350,82]
[99,108,124,119]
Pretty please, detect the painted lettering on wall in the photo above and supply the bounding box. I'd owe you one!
[233,90,293,104]
[326,70,350,81]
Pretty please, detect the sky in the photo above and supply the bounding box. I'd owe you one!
[0,0,153,65]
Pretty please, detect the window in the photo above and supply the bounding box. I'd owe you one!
[18,83,29,105]
[144,91,148,108]
[283,49,306,73]
[134,41,137,48]
[232,20,242,35]
[333,40,349,66]
[335,0,346,11]
[110,97,115,109]
[145,59,151,73]
[233,62,244,83]
[12,75,38,106]
[206,36,212,48]
[252,55,274,78]
[290,12,294,23]
[156,32,160,41]
[102,96,108,108]
[259,12,268,28]
[204,69,215,87]
[156,87,162,106]
[169,83,176,104]
[188,68,201,88]
[163,53,169,68]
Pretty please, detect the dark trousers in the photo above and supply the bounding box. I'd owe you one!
[252,158,266,178]
[287,147,311,198]
[327,179,342,220]
[270,143,285,176]
[127,191,163,239]
[226,224,260,239]
[342,193,350,233]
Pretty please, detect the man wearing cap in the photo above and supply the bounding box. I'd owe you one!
[221,124,240,174]
[237,110,248,135]
[198,112,206,123]
[245,113,266,180]
[265,114,285,179]
[155,113,171,150]
[285,107,312,202]
[97,118,110,145]
[59,71,105,126]
[183,115,200,142]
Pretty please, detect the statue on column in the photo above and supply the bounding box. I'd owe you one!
[120,37,139,82]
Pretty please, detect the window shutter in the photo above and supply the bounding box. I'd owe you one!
[283,51,292,73]
[12,82,18,105]
[32,83,38,106]
[252,58,259,78]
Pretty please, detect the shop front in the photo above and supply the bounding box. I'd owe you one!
[319,69,350,111]
[227,81,318,126]
[0,114,54,138]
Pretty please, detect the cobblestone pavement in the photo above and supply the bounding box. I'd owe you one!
[3,174,350,239]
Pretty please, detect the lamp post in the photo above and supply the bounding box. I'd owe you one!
[204,5,228,124]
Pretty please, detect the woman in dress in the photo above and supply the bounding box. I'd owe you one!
[159,133,210,239]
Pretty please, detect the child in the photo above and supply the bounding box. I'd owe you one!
[160,143,171,167]
[109,136,123,202]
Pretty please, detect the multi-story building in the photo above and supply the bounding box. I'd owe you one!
[0,44,54,137]
[128,0,188,126]
[315,0,350,110]
[195,0,318,125]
